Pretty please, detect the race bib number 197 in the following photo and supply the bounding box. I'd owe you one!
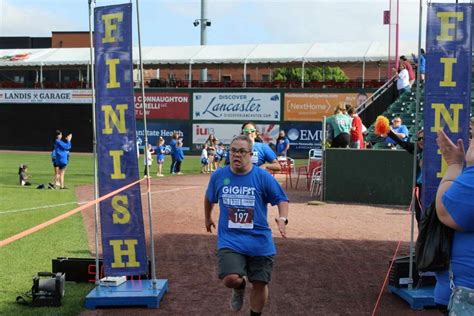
[228,208,254,229]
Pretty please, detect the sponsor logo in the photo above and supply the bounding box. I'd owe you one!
[287,129,299,141]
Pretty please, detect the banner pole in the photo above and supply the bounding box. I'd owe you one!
[135,0,158,288]
[408,0,423,291]
[88,0,100,285]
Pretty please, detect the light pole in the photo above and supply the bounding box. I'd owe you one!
[194,0,211,82]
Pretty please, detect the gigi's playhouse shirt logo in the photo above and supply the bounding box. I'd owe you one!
[193,93,281,121]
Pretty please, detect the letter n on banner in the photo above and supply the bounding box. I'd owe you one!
[94,3,147,276]
[422,3,472,208]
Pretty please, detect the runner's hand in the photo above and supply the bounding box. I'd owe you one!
[274,218,287,238]
[205,217,216,233]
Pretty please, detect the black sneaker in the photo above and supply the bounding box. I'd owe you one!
[48,183,56,190]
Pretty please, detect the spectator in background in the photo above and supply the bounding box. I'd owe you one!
[394,63,411,96]
[201,143,210,173]
[327,105,352,148]
[382,117,409,149]
[241,122,281,171]
[169,132,179,174]
[348,106,365,149]
[356,92,369,108]
[213,139,224,169]
[400,55,415,86]
[156,137,165,177]
[175,139,185,175]
[18,164,31,186]
[206,134,217,172]
[412,49,426,83]
[276,130,290,157]
[55,132,72,189]
[49,130,62,189]
[144,143,155,177]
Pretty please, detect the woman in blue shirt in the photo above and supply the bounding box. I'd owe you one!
[241,122,281,172]
[435,129,474,310]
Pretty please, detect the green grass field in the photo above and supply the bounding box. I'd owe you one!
[0,151,303,315]
[0,151,207,315]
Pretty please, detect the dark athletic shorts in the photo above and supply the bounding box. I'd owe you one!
[217,248,274,284]
[58,164,67,170]
[52,159,59,168]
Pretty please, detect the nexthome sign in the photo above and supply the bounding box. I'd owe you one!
[0,89,92,104]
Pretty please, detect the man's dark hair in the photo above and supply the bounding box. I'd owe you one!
[400,55,407,61]
[347,107,356,115]
[231,135,252,150]
[241,121,256,130]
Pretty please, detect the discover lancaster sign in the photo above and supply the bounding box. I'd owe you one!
[0,89,92,104]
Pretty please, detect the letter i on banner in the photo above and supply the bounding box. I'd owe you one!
[94,3,148,276]
[422,3,472,208]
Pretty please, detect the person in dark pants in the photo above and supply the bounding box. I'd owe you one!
[204,135,289,315]
[327,105,351,148]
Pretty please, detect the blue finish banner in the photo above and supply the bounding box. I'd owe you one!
[423,3,472,207]
[94,4,147,276]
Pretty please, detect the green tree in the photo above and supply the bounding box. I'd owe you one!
[272,66,348,82]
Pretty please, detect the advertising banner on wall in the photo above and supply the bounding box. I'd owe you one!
[422,3,472,208]
[280,122,323,154]
[134,92,190,119]
[193,92,281,121]
[284,92,371,121]
[0,89,92,104]
[94,4,147,276]
[192,123,280,148]
[136,121,191,150]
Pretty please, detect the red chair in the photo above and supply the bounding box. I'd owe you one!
[272,158,293,189]
[295,149,322,190]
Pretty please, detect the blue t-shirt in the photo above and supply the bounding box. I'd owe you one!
[55,139,71,166]
[434,166,474,305]
[225,142,277,166]
[176,147,184,161]
[157,145,165,161]
[169,139,177,158]
[251,142,277,166]
[206,166,289,256]
[276,137,290,156]
[385,125,409,144]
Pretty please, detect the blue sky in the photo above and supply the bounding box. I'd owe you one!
[0,0,471,47]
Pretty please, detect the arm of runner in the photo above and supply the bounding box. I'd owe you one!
[274,201,289,238]
[204,197,216,233]
[262,159,281,172]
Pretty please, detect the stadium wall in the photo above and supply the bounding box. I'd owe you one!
[0,87,378,157]
[324,148,413,205]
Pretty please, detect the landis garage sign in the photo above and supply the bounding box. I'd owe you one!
[0,89,92,104]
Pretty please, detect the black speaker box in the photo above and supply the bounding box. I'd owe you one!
[52,257,151,283]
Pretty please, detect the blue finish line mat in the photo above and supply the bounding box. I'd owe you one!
[388,285,436,310]
[85,279,168,309]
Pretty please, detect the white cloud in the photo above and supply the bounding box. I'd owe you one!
[0,0,81,37]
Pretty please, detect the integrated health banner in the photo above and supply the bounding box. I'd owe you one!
[423,3,472,207]
[94,3,147,276]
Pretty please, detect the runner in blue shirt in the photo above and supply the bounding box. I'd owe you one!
[205,135,289,315]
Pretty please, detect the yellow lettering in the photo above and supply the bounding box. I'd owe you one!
[439,57,457,87]
[109,150,126,179]
[436,12,464,41]
[430,103,463,133]
[101,12,123,44]
[112,195,130,224]
[109,239,140,268]
[102,104,128,134]
[437,149,448,178]
[106,59,121,89]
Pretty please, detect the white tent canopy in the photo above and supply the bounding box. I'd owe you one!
[0,40,419,68]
